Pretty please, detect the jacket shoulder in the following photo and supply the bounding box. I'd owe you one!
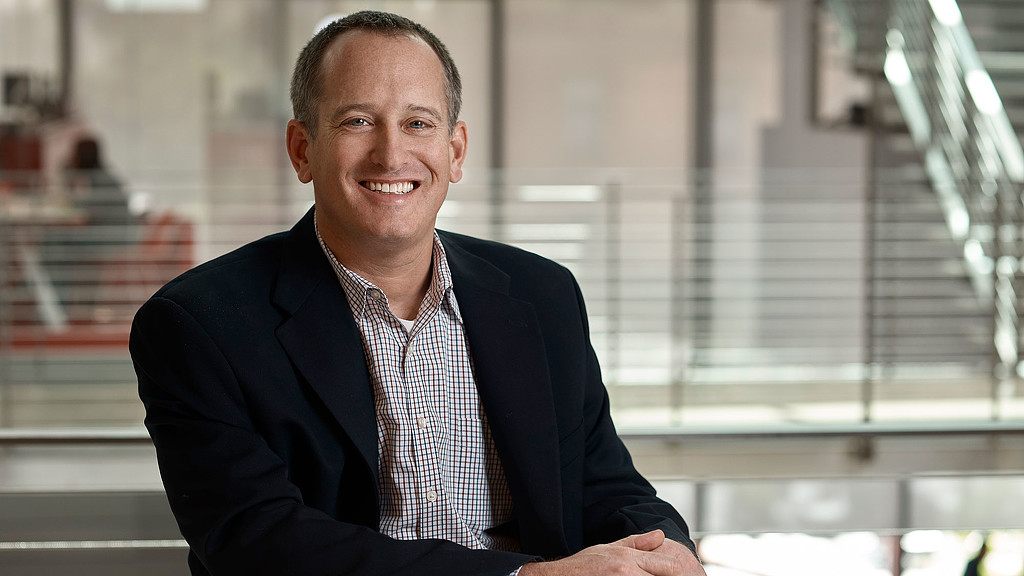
[438,230,571,278]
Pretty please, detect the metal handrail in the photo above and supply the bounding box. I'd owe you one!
[0,427,150,445]
[621,419,1024,440]
[3,421,1024,446]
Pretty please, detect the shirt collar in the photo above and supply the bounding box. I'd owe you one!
[314,217,462,324]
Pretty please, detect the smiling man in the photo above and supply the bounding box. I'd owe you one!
[131,10,705,576]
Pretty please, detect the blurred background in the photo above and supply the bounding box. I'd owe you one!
[1,0,1023,574]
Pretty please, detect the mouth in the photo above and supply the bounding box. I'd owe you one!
[361,181,418,195]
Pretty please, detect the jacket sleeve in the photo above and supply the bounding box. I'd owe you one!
[131,296,534,576]
[567,277,699,556]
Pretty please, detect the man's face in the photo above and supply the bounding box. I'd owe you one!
[287,30,467,253]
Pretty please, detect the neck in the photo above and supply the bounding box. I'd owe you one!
[354,250,433,321]
[318,220,434,321]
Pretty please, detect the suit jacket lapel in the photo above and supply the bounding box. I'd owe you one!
[441,233,569,558]
[272,210,379,484]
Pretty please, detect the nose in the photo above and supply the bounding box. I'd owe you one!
[369,124,408,172]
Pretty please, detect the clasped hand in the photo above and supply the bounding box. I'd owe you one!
[518,529,706,576]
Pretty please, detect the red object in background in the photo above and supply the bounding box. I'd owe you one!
[0,132,43,172]
[4,212,195,351]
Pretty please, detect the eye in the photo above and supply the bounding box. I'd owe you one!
[408,120,431,130]
[343,118,369,128]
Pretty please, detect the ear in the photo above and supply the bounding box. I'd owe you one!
[448,120,468,184]
[286,119,313,184]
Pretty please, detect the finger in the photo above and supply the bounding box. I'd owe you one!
[626,528,667,549]
[613,529,664,545]
[634,548,686,576]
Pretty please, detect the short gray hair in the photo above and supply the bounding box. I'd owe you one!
[289,10,463,139]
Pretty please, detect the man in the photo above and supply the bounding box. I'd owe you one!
[131,10,705,576]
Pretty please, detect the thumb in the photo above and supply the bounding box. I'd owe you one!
[614,529,665,551]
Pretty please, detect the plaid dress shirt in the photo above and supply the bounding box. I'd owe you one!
[317,225,518,553]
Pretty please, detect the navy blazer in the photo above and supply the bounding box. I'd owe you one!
[131,208,693,576]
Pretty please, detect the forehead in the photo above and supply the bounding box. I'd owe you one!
[318,30,445,95]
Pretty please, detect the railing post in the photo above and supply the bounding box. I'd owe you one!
[0,212,9,428]
[488,0,506,243]
[860,0,891,424]
[692,0,714,378]
[862,90,879,424]
[670,188,690,426]
[605,180,621,390]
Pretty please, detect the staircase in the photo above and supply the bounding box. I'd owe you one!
[823,0,1024,382]
[962,0,1024,136]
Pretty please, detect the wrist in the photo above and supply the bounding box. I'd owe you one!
[516,561,544,576]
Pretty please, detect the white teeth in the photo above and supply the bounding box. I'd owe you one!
[366,181,414,194]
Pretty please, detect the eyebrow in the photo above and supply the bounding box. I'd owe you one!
[326,104,374,125]
[407,105,443,121]
[326,103,443,125]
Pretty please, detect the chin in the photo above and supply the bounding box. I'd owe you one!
[367,227,425,245]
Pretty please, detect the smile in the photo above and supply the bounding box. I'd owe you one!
[363,181,416,194]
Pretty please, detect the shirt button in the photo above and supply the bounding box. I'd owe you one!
[425,489,438,502]
[417,416,429,429]
[368,288,385,302]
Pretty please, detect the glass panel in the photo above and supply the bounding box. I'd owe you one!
[648,479,697,529]
[703,478,900,534]
[0,0,1021,433]
[910,476,1024,530]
